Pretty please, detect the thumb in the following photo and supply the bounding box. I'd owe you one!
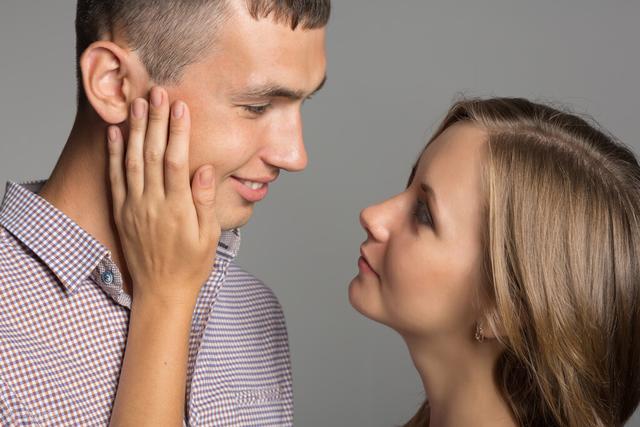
[191,165,219,241]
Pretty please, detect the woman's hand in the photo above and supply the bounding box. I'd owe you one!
[107,86,219,426]
[108,86,220,307]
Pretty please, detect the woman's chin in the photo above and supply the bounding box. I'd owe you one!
[348,276,384,322]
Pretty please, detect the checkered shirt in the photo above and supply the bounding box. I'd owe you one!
[0,181,293,426]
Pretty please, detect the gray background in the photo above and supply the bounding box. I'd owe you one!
[1,1,639,426]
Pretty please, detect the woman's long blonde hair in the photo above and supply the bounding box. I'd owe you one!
[405,98,640,427]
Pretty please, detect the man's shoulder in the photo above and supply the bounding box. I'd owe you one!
[225,262,279,299]
[0,225,10,247]
[0,224,33,266]
[222,261,285,314]
[0,225,50,298]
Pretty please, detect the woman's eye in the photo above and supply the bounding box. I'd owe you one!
[242,104,271,115]
[414,199,433,227]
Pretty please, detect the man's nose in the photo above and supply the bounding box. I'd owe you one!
[264,112,308,172]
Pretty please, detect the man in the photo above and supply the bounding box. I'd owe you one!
[0,0,329,425]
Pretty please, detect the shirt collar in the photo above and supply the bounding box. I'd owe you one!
[0,181,109,294]
[217,228,241,261]
[0,180,242,294]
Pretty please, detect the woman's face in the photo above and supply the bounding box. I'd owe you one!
[349,123,489,340]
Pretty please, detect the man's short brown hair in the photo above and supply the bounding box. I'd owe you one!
[75,0,330,108]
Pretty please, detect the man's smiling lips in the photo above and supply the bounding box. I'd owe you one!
[230,175,277,203]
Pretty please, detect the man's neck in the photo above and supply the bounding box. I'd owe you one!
[39,111,132,295]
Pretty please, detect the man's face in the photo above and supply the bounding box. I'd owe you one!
[164,3,327,230]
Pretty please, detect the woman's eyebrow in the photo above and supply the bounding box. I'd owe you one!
[420,181,439,229]
[406,166,417,189]
[420,182,435,201]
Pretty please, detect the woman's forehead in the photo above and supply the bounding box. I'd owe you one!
[414,123,487,179]
[411,124,487,229]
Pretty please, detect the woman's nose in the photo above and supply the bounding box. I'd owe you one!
[360,203,391,243]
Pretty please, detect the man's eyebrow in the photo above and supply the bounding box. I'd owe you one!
[233,75,327,101]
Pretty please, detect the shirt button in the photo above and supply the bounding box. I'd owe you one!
[101,270,115,285]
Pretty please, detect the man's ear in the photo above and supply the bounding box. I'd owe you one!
[79,40,148,124]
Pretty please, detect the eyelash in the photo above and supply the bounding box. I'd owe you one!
[413,199,433,227]
[242,104,271,115]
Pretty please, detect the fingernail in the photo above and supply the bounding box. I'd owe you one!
[173,101,184,119]
[199,167,213,186]
[132,99,146,119]
[151,88,163,108]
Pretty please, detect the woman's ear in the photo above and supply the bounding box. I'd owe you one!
[79,40,148,124]
[478,308,505,341]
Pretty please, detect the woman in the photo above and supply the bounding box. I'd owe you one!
[350,98,640,426]
[106,94,640,426]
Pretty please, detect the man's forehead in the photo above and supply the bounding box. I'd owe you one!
[187,2,327,97]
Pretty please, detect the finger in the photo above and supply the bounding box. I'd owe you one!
[165,101,191,196]
[125,98,148,198]
[107,125,126,212]
[143,86,170,197]
[191,165,218,243]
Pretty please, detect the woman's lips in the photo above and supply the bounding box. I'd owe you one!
[358,256,378,276]
[358,247,380,277]
[231,176,270,202]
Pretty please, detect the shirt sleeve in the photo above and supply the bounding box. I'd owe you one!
[0,377,41,426]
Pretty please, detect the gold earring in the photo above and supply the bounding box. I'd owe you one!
[475,322,485,343]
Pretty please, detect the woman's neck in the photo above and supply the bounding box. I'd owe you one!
[403,334,517,427]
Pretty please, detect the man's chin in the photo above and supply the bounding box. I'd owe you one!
[218,205,254,231]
